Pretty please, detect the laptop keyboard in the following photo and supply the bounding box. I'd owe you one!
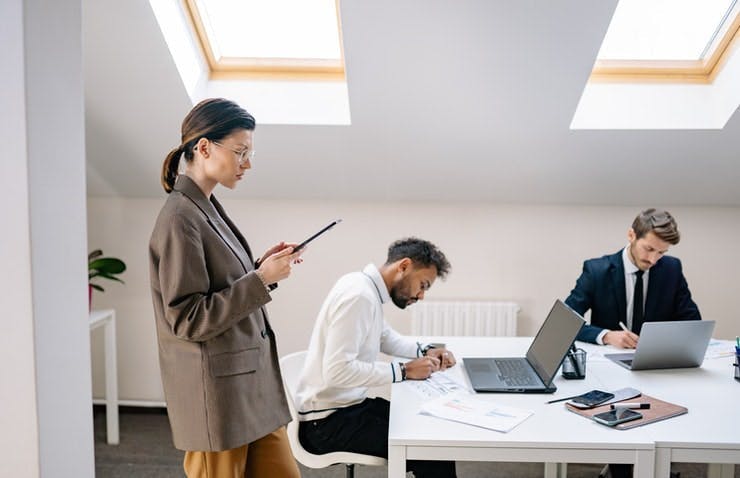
[494,359,539,386]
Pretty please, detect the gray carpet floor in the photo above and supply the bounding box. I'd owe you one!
[94,407,736,477]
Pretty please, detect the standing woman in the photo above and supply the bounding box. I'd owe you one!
[149,98,301,478]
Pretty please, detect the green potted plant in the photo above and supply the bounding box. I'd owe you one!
[88,249,126,310]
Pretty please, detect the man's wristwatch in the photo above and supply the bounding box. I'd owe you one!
[417,341,437,356]
[399,362,407,381]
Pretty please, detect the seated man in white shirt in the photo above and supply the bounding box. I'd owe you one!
[295,237,457,478]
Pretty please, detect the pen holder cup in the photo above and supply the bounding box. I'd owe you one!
[562,348,587,379]
[734,348,740,382]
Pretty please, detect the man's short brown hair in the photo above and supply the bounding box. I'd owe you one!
[631,208,680,245]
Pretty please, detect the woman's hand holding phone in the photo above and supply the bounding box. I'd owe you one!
[260,241,304,266]
[259,242,287,264]
[257,246,302,284]
[256,220,342,284]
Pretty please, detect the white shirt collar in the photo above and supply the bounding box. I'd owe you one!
[622,246,640,275]
[362,263,391,304]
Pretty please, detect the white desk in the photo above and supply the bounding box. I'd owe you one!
[388,337,738,478]
[89,309,119,445]
[586,348,739,478]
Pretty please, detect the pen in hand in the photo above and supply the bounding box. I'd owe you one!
[619,321,630,333]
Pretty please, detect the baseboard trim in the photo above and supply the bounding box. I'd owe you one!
[92,398,166,408]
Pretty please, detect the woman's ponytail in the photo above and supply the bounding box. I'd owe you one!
[161,145,183,193]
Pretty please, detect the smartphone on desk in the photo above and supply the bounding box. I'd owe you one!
[568,390,615,409]
[592,408,642,426]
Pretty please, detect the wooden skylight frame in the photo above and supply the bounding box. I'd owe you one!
[590,9,740,84]
[183,0,345,80]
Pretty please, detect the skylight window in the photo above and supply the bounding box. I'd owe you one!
[150,0,351,124]
[573,0,740,129]
[185,0,344,78]
[598,0,736,61]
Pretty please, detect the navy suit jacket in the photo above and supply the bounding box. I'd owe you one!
[565,250,701,343]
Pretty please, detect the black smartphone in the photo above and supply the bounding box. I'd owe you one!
[592,408,643,426]
[293,219,342,253]
[570,390,615,408]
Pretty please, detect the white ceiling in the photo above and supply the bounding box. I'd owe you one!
[84,0,740,206]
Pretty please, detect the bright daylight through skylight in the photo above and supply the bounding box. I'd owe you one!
[195,0,342,60]
[597,0,736,61]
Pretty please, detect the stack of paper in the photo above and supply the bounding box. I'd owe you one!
[407,370,470,399]
[705,339,736,359]
[419,392,534,433]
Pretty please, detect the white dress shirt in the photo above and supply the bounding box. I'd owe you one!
[295,264,420,421]
[596,246,649,344]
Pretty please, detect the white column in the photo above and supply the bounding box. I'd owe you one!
[0,0,94,476]
[0,2,39,475]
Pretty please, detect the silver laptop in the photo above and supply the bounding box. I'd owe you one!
[462,300,585,393]
[605,320,715,370]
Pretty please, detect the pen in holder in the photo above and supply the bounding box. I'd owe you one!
[562,347,587,379]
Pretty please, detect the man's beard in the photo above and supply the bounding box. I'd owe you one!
[389,284,415,309]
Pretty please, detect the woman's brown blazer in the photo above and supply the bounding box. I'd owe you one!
[149,175,290,451]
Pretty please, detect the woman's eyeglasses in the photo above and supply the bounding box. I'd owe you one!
[212,141,255,165]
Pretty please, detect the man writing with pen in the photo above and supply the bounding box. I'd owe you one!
[564,209,701,478]
[294,238,458,478]
[565,208,701,349]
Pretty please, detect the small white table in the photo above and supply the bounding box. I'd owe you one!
[89,309,119,445]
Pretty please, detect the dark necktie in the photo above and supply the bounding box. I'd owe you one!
[632,270,644,334]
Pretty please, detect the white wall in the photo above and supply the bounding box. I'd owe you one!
[1,0,95,476]
[87,197,740,403]
[1,0,40,474]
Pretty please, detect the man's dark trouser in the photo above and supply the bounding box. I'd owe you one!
[608,464,632,478]
[299,397,456,478]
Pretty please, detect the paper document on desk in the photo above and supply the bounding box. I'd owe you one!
[419,392,534,433]
[705,339,736,359]
[407,369,471,399]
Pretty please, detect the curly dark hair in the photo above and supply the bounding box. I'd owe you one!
[385,237,451,279]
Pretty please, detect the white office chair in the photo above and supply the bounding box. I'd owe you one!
[279,351,387,478]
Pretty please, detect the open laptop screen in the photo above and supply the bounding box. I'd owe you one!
[525,301,585,385]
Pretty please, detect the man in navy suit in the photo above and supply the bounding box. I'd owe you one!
[566,209,700,478]
[566,208,701,349]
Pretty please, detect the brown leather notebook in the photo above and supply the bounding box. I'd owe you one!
[565,393,687,429]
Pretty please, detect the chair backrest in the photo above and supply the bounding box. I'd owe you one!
[279,351,387,470]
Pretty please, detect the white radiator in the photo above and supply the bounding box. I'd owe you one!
[411,301,519,336]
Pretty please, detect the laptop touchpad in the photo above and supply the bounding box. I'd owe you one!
[468,361,494,373]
